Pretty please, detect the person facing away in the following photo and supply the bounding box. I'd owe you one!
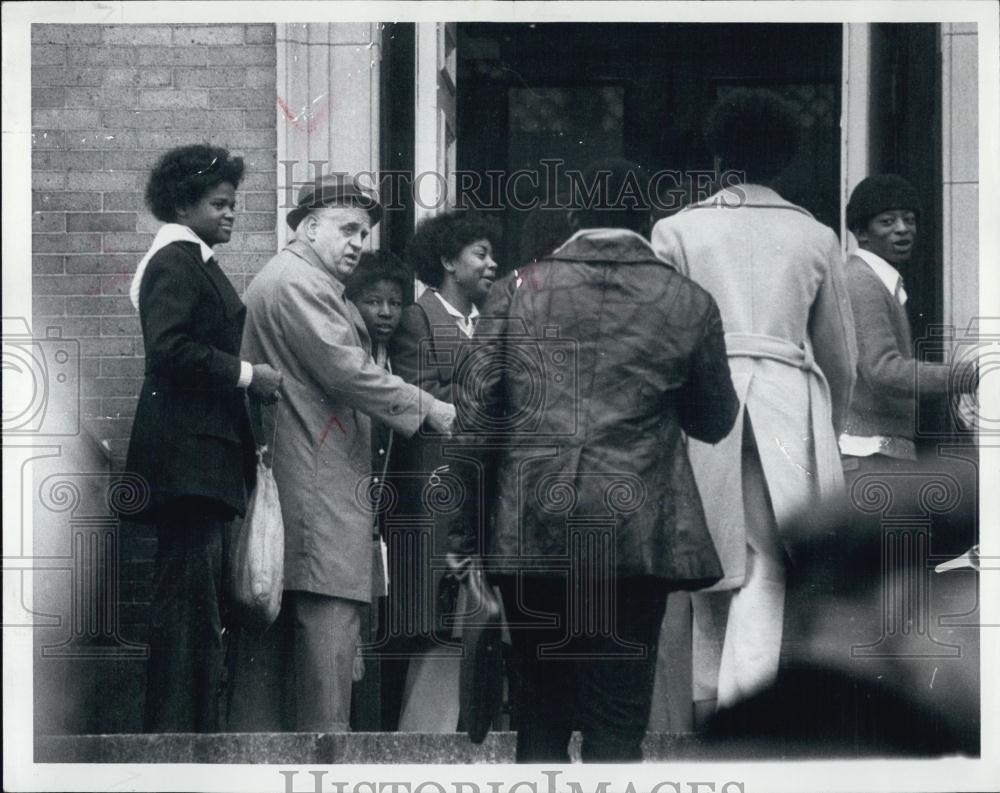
[651,88,858,721]
[839,173,977,476]
[125,144,282,733]
[447,158,739,762]
[230,172,455,733]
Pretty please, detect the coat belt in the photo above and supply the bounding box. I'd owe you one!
[722,332,844,500]
[723,332,818,373]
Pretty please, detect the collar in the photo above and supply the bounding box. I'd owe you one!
[130,223,216,310]
[432,290,479,334]
[550,227,670,265]
[853,248,907,304]
[285,238,346,297]
[687,183,814,218]
[146,222,214,263]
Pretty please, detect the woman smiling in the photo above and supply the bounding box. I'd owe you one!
[382,210,500,732]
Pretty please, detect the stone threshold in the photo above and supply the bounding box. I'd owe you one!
[35,732,705,764]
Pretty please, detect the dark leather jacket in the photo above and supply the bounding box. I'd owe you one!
[449,229,739,588]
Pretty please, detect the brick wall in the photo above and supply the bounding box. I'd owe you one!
[31,23,278,467]
[30,25,278,733]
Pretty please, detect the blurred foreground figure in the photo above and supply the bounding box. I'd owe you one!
[704,458,980,757]
[448,159,739,762]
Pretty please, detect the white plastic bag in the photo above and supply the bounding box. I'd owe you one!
[230,452,284,631]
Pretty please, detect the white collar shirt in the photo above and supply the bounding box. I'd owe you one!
[130,223,215,311]
[853,247,908,306]
[432,290,480,338]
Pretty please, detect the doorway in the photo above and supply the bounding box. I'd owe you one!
[455,23,844,272]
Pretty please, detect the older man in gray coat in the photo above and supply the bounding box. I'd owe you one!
[233,173,455,731]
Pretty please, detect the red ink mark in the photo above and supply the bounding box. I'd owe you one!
[519,267,543,291]
[318,414,347,448]
[276,95,327,135]
[276,95,296,124]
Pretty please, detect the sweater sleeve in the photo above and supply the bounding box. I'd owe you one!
[846,263,951,399]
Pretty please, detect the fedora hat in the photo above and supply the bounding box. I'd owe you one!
[287,172,383,230]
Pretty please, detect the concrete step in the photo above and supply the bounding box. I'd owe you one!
[35,731,705,764]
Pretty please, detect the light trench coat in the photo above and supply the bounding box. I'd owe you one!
[651,185,857,590]
[241,240,430,603]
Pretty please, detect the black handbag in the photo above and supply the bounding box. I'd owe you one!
[457,564,504,744]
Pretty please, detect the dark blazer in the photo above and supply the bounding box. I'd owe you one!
[384,290,472,644]
[125,240,256,521]
[390,288,466,443]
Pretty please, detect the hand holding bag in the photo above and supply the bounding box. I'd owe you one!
[230,422,284,632]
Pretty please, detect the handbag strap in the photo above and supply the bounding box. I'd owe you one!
[255,404,279,466]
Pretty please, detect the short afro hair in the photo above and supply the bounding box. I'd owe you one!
[406,210,500,289]
[846,174,922,234]
[145,144,245,223]
[704,88,801,184]
[572,158,651,234]
[344,250,413,305]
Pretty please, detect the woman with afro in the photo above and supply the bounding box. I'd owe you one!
[126,144,282,732]
[379,210,500,732]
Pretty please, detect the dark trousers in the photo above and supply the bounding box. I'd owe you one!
[144,499,229,733]
[496,574,669,762]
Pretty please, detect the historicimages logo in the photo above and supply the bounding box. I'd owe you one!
[278,770,746,793]
[915,317,998,437]
[2,316,80,436]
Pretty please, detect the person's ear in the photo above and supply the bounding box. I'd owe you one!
[175,204,190,222]
[303,214,318,241]
[441,255,456,274]
[566,210,580,232]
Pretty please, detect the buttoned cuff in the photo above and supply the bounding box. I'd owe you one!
[237,360,253,388]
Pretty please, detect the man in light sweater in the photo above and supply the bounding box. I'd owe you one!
[840,174,976,475]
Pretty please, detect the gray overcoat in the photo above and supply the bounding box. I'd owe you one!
[242,240,431,602]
